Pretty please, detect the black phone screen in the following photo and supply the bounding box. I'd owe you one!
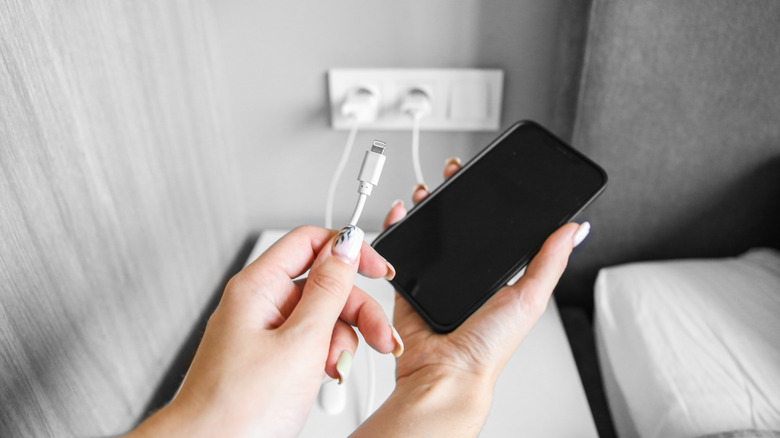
[371,121,607,332]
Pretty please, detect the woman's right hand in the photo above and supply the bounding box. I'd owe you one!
[353,158,590,437]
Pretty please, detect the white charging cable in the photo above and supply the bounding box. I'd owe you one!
[401,89,432,186]
[321,88,386,425]
[320,139,386,424]
[348,140,386,227]
[362,345,376,422]
[325,119,358,229]
[325,88,379,229]
[349,142,387,423]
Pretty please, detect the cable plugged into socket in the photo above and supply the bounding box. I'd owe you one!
[400,88,432,120]
[341,87,380,122]
[400,88,432,186]
[329,69,503,130]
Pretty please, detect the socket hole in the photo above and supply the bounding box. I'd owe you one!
[407,88,430,98]
[354,87,375,97]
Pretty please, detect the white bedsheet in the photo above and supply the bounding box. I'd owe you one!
[594,249,780,438]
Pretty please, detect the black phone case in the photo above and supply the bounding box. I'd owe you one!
[372,120,608,333]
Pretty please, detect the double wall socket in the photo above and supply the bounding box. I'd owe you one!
[328,69,504,131]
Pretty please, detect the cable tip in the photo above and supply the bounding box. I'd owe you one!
[371,140,386,154]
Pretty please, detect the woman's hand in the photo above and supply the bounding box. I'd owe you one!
[129,225,400,438]
[354,158,590,437]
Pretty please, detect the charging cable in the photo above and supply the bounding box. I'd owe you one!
[325,118,359,229]
[345,141,386,424]
[348,140,386,227]
[401,89,432,186]
[362,345,376,422]
[319,139,386,424]
[325,88,379,229]
[321,87,386,424]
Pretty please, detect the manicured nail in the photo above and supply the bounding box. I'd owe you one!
[413,184,429,193]
[390,326,404,358]
[333,225,365,264]
[391,199,404,208]
[336,350,352,384]
[384,260,396,281]
[573,221,591,248]
[444,157,462,167]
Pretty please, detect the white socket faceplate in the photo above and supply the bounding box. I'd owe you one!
[328,69,504,131]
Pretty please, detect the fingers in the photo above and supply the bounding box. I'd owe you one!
[392,292,428,339]
[411,157,462,205]
[219,226,332,329]
[358,241,395,280]
[383,157,462,230]
[228,223,392,322]
[240,226,392,284]
[455,222,586,378]
[340,286,397,355]
[412,184,429,205]
[383,200,407,230]
[294,277,398,359]
[519,222,581,303]
[463,222,583,342]
[232,226,332,303]
[285,226,365,334]
[325,320,358,382]
[443,157,461,179]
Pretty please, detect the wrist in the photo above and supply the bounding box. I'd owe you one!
[353,365,494,438]
[397,365,494,419]
[125,399,212,438]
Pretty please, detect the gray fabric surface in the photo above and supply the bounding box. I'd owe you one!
[549,0,592,142]
[0,1,245,435]
[557,1,780,311]
[699,430,780,438]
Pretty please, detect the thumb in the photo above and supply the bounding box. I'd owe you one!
[285,225,365,333]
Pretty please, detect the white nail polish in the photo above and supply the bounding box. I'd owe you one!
[332,226,364,264]
[390,325,404,358]
[573,221,591,248]
[444,157,462,167]
[336,350,352,384]
[384,260,396,280]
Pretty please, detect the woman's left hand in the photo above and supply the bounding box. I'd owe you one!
[128,225,399,438]
[353,158,588,437]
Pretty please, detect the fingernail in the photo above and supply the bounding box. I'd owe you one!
[384,259,396,280]
[336,350,352,384]
[332,225,365,264]
[573,221,591,248]
[413,184,429,193]
[390,325,404,358]
[444,157,462,167]
[391,199,404,208]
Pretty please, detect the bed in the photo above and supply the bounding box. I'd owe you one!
[594,249,780,437]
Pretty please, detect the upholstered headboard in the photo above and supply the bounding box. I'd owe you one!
[0,1,245,435]
[556,1,780,313]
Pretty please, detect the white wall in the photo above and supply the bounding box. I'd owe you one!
[209,0,566,230]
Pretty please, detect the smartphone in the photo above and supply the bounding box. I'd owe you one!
[371,120,607,333]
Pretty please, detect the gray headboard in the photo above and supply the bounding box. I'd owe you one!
[556,1,780,313]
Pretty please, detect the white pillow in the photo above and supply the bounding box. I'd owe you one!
[595,249,780,438]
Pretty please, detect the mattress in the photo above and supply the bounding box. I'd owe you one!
[594,249,780,438]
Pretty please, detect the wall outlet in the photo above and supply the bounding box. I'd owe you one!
[328,69,503,131]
